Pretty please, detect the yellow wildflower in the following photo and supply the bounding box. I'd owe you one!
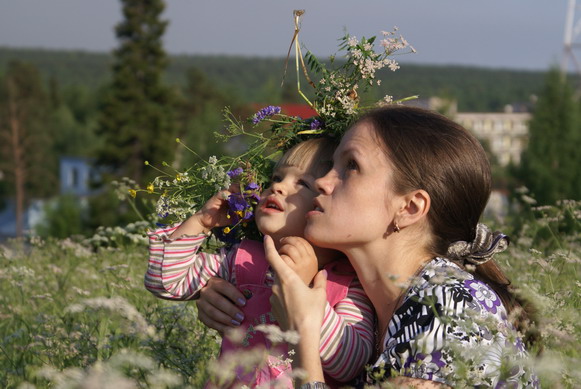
[128,189,137,198]
[223,227,231,234]
[147,183,154,193]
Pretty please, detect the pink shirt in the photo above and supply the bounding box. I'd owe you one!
[145,224,375,385]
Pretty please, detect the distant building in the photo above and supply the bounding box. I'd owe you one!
[60,156,96,197]
[407,97,531,166]
[0,198,46,238]
[455,106,530,166]
[0,156,96,238]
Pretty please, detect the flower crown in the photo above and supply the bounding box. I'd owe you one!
[137,11,417,245]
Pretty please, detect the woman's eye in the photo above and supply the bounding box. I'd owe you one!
[298,179,311,189]
[346,159,358,171]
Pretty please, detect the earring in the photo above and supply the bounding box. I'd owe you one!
[393,222,400,233]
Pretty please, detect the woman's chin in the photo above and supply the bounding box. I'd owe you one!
[304,227,332,248]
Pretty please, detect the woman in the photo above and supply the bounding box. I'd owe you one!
[264,106,538,388]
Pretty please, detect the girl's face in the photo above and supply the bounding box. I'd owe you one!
[305,122,401,249]
[255,165,318,243]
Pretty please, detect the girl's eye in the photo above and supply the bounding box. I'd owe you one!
[271,175,282,183]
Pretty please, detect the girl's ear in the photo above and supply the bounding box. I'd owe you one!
[397,189,430,228]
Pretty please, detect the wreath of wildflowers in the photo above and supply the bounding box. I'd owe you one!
[135,10,417,246]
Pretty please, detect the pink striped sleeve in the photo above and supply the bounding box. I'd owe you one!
[319,276,375,383]
[144,223,234,300]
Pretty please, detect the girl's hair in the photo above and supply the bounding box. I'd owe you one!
[361,105,538,345]
[275,137,337,178]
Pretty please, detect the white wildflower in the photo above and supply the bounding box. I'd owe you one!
[255,324,300,345]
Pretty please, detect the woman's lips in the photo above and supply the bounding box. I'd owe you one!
[307,200,324,217]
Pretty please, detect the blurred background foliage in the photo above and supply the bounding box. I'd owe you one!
[0,0,580,240]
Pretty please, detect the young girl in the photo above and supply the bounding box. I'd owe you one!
[145,138,374,388]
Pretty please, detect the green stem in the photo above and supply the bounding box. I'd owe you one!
[145,162,170,177]
[96,316,110,361]
[295,33,313,108]
[128,198,146,221]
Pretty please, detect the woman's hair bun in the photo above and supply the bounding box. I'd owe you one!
[446,223,509,265]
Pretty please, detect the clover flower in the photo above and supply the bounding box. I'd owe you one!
[252,106,282,124]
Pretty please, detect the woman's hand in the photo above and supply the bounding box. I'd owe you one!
[195,277,247,335]
[264,235,327,383]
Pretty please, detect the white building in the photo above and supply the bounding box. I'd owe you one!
[408,98,531,167]
[455,106,530,166]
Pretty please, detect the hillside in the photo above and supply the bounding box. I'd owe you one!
[0,46,551,112]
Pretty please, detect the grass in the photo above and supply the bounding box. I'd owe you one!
[0,199,580,388]
[0,237,219,388]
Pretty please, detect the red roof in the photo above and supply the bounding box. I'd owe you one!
[252,103,317,119]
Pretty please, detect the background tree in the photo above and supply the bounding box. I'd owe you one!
[173,68,230,168]
[517,69,581,204]
[96,0,177,184]
[0,61,55,236]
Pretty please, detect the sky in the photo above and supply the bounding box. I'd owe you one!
[0,0,572,71]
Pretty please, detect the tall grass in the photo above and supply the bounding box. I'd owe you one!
[0,236,219,388]
[0,198,580,388]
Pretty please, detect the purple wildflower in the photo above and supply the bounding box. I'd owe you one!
[227,167,243,178]
[227,194,247,213]
[310,119,322,130]
[245,182,260,191]
[252,106,281,124]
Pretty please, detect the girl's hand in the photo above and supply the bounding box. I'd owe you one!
[170,186,238,238]
[196,277,247,335]
[197,186,238,232]
[277,236,319,285]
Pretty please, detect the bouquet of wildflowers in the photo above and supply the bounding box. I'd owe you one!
[135,11,416,246]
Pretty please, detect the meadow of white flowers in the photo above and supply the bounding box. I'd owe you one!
[1,198,579,388]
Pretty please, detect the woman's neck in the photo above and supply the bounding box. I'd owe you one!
[343,236,431,338]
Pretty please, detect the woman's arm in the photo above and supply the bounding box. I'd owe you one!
[264,235,327,384]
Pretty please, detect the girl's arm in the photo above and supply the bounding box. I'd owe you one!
[265,235,327,384]
[145,189,236,300]
[319,277,375,382]
[145,223,233,300]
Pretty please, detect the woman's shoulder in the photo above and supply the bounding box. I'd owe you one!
[374,257,538,388]
[407,257,507,320]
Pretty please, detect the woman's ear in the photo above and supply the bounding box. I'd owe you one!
[398,189,430,228]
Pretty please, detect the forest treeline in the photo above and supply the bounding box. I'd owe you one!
[0,46,552,112]
[1,41,580,239]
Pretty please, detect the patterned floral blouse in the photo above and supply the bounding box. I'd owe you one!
[368,257,538,388]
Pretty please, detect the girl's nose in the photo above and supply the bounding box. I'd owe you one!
[315,169,336,195]
[270,180,286,195]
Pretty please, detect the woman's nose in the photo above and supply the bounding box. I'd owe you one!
[315,170,336,195]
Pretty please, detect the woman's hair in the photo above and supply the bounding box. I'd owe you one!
[275,137,337,178]
[361,105,538,345]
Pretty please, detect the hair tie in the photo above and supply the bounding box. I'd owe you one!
[446,223,509,265]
